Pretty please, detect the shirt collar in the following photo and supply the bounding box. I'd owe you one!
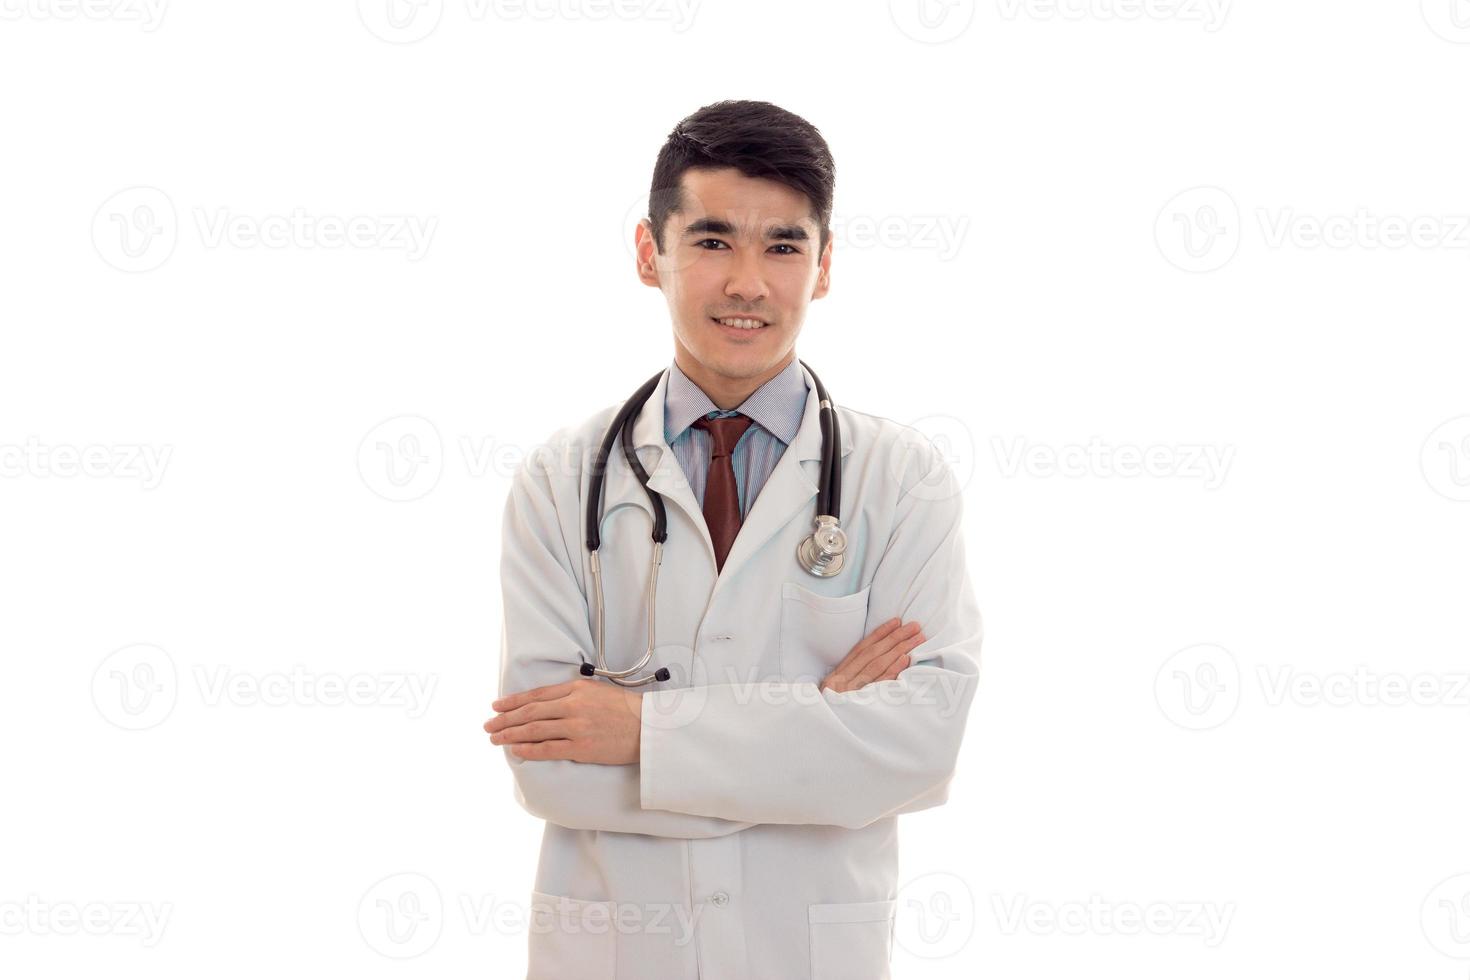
[663,357,810,447]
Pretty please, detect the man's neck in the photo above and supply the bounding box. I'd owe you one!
[674,349,795,411]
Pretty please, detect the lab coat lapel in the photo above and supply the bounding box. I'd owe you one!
[593,368,713,563]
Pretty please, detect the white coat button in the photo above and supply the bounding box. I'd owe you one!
[711,891,730,907]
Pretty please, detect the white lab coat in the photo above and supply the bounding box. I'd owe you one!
[497,364,982,980]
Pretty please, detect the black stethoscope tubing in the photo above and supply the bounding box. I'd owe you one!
[585,359,839,552]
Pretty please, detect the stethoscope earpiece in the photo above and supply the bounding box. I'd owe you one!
[579,661,671,682]
[580,360,844,686]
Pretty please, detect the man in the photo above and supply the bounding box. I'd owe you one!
[486,100,983,980]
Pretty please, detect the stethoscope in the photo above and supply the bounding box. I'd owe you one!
[579,359,847,687]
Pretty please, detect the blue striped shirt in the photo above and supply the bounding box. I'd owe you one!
[663,357,810,519]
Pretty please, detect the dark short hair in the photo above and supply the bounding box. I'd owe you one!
[647,100,836,257]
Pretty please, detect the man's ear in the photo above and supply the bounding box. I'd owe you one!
[810,237,833,300]
[635,219,661,288]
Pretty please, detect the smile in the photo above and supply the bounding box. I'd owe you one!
[711,316,768,330]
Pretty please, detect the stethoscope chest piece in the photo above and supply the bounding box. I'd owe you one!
[797,514,847,577]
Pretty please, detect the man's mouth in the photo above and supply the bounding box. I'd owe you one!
[711,316,769,331]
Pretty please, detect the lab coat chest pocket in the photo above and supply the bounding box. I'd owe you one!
[527,891,616,979]
[778,581,871,685]
[808,899,897,980]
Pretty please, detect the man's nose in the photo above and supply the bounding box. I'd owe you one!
[724,249,768,302]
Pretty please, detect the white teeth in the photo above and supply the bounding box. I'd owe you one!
[716,317,765,330]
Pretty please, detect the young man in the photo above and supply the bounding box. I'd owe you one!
[486,100,983,980]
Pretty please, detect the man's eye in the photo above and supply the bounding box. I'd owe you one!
[693,240,799,255]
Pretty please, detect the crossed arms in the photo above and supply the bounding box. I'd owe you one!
[490,437,982,835]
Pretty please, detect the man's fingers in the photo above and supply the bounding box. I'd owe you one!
[492,680,576,713]
[833,620,907,676]
[878,653,913,681]
[484,698,570,734]
[822,622,926,693]
[847,618,901,659]
[851,630,925,686]
[491,718,574,744]
[823,619,916,691]
[834,622,921,685]
[509,739,576,761]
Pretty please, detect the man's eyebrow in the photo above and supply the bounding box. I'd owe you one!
[680,218,811,242]
[767,225,810,242]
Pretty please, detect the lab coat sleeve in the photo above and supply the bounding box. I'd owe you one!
[496,444,756,839]
[639,435,982,830]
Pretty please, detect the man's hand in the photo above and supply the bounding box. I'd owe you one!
[820,618,926,693]
[485,679,643,764]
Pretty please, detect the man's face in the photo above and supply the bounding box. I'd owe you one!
[635,166,831,383]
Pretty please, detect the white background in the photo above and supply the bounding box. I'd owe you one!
[3,0,1469,977]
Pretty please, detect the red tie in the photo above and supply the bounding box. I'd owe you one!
[691,414,754,573]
